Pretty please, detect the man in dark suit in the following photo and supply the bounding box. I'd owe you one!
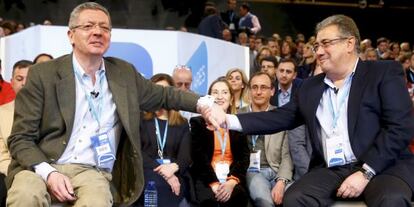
[6,2,215,207]
[220,0,239,42]
[207,14,414,206]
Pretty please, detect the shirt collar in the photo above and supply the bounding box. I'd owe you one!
[323,58,358,90]
[72,54,106,77]
[278,82,293,94]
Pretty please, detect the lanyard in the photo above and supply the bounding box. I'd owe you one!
[215,129,228,160]
[74,69,104,130]
[327,74,353,129]
[247,105,268,150]
[154,118,168,159]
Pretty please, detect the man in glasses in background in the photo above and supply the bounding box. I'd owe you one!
[208,14,414,206]
[6,2,219,207]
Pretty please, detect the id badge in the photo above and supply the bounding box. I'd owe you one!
[326,134,345,167]
[247,150,261,172]
[215,162,229,183]
[90,132,116,169]
[156,159,171,164]
[229,23,235,30]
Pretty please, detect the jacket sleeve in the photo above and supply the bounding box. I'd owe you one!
[360,62,414,173]
[8,67,50,169]
[277,132,293,181]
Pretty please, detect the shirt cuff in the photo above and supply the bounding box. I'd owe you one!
[226,114,243,132]
[34,162,58,181]
[362,163,376,175]
[197,95,215,108]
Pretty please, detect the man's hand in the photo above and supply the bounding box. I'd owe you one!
[46,171,76,202]
[271,180,285,205]
[336,171,369,198]
[215,180,237,202]
[199,104,227,130]
[166,175,181,196]
[154,163,179,180]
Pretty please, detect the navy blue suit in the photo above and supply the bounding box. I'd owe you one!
[237,60,414,206]
[270,78,303,107]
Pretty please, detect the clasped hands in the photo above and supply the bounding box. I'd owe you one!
[211,179,238,203]
[154,163,181,196]
[197,103,227,130]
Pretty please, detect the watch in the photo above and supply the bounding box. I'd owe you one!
[359,168,375,181]
[276,178,289,185]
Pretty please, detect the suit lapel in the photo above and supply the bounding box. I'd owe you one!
[56,55,76,140]
[347,61,368,140]
[105,60,128,133]
[306,75,326,154]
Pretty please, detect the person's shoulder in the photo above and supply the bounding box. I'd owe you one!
[104,56,133,67]
[360,60,403,75]
[189,116,205,126]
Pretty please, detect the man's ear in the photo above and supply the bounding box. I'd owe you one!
[67,30,75,46]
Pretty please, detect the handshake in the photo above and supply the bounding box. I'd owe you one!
[197,95,228,130]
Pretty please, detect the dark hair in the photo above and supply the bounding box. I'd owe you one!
[240,2,250,11]
[144,73,187,125]
[278,58,297,72]
[12,60,33,76]
[150,73,174,86]
[376,37,388,45]
[249,71,275,89]
[260,56,279,68]
[316,14,361,53]
[33,53,54,63]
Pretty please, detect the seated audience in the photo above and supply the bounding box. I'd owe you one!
[0,59,33,207]
[191,78,249,207]
[239,72,293,207]
[225,68,250,110]
[134,73,193,207]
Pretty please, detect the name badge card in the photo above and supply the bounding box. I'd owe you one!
[229,23,235,30]
[156,159,171,164]
[247,150,261,172]
[90,132,116,169]
[326,134,345,167]
[215,162,230,183]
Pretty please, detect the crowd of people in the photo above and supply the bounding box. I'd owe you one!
[1,1,414,207]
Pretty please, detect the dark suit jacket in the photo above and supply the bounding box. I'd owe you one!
[270,78,303,107]
[7,54,199,206]
[190,116,250,186]
[238,60,414,191]
[140,118,191,173]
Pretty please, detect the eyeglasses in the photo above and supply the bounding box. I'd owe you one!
[261,65,275,69]
[173,65,191,72]
[71,23,111,33]
[312,37,350,53]
[250,85,272,92]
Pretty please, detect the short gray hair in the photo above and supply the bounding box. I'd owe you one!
[68,2,111,29]
[315,14,361,53]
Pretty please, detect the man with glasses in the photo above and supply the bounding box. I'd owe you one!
[6,2,218,206]
[239,72,293,207]
[207,14,414,206]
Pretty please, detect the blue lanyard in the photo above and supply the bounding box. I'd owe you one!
[327,74,354,129]
[247,105,268,150]
[239,99,243,108]
[74,69,104,130]
[215,129,228,160]
[154,118,168,159]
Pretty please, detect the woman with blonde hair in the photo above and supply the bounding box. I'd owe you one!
[225,68,249,110]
